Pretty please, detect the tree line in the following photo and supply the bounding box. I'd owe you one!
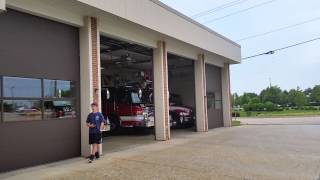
[233,85,320,111]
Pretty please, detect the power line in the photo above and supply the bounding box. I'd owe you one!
[242,37,320,60]
[191,0,248,19]
[237,17,320,42]
[202,0,276,24]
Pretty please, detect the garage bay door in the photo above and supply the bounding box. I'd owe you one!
[205,64,223,129]
[0,9,80,172]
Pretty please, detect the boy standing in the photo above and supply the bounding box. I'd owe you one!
[86,102,106,163]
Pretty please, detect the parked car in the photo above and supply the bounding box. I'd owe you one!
[102,86,154,131]
[16,107,41,116]
[169,94,195,128]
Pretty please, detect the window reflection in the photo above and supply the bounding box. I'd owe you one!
[207,92,222,110]
[44,100,76,119]
[3,77,41,98]
[44,80,74,98]
[44,79,56,98]
[57,80,74,98]
[3,100,42,122]
[207,92,215,109]
[1,76,77,122]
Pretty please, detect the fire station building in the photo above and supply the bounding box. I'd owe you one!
[0,0,241,172]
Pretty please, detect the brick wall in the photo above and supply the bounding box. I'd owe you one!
[91,17,99,103]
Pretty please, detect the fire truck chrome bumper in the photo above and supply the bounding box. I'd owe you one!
[120,115,155,128]
[145,116,154,127]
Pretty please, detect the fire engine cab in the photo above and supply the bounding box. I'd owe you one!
[102,86,154,131]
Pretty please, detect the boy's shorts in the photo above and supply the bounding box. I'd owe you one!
[89,133,102,144]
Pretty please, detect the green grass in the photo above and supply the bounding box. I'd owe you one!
[237,109,320,118]
[232,120,241,126]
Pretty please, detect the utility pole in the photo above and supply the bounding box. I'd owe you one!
[269,77,272,88]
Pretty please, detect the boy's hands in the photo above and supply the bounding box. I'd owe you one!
[87,123,96,128]
[100,122,105,132]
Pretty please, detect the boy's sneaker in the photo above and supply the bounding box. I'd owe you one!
[88,155,94,163]
[95,152,100,160]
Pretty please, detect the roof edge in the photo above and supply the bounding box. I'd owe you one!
[150,0,241,48]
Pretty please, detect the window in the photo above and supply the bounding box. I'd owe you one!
[44,79,56,97]
[3,77,41,98]
[215,92,223,110]
[3,100,42,122]
[207,92,222,110]
[131,92,141,104]
[0,76,77,122]
[44,100,76,119]
[207,92,215,109]
[44,80,75,98]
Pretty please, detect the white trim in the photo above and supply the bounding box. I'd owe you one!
[0,0,5,11]
[150,0,240,47]
[6,0,83,27]
[76,0,241,62]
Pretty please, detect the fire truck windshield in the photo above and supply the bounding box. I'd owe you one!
[131,92,141,104]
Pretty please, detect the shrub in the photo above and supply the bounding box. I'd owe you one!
[256,103,265,111]
[275,107,284,111]
[243,104,251,111]
[264,101,275,111]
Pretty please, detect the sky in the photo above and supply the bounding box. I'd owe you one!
[160,0,320,95]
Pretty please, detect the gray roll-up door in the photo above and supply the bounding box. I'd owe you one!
[0,9,80,172]
[205,64,223,129]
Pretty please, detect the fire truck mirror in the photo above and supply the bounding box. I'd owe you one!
[106,88,110,100]
[138,89,143,99]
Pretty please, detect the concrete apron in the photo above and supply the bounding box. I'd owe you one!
[2,123,320,179]
[0,129,218,180]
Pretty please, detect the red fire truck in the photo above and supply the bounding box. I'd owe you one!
[101,86,154,131]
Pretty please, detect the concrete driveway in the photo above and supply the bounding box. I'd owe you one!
[1,119,320,180]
